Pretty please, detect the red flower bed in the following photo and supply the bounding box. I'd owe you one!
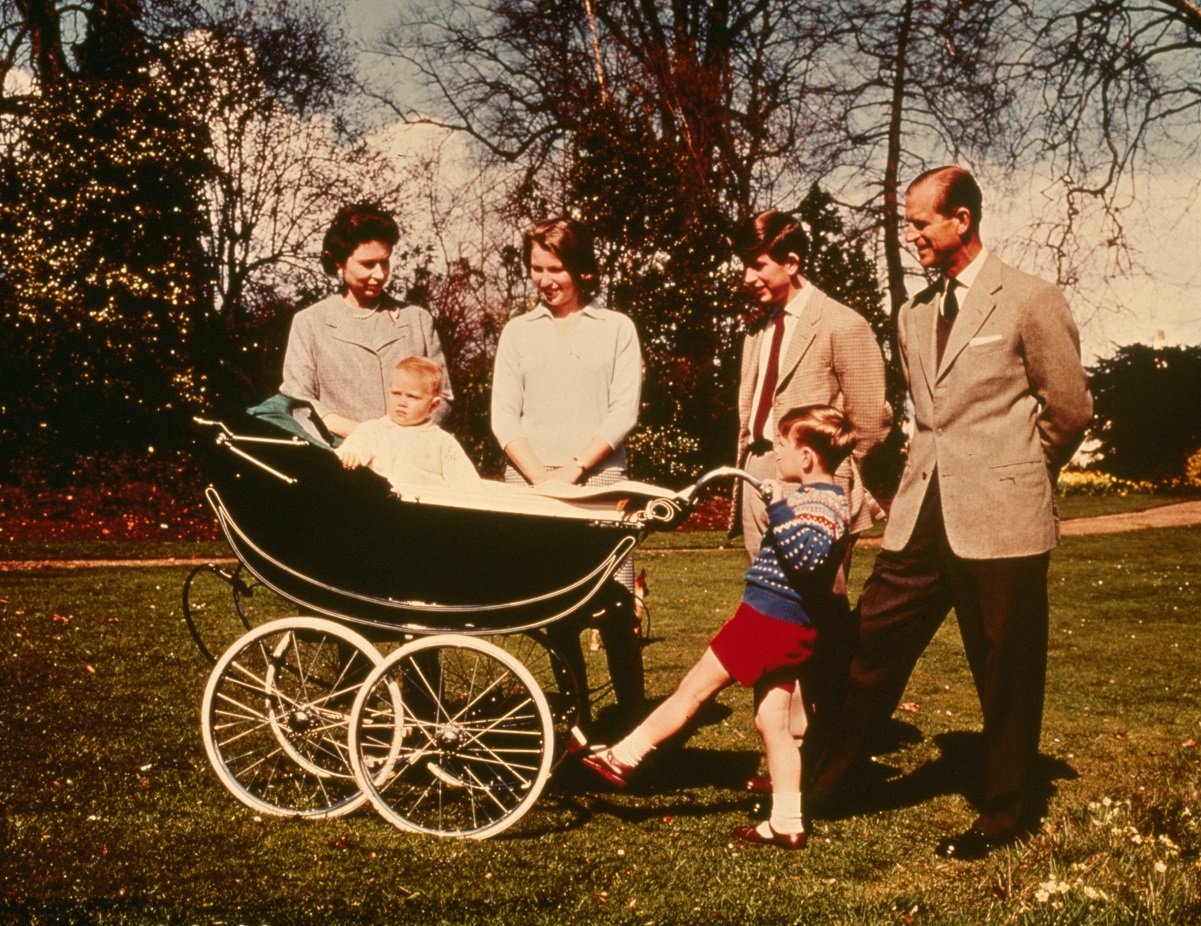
[1,455,732,545]
[0,454,220,544]
[679,491,733,531]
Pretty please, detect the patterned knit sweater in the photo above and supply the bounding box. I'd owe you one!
[742,482,851,626]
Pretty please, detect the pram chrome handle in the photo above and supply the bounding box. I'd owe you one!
[677,466,763,503]
[193,416,309,447]
[193,417,302,485]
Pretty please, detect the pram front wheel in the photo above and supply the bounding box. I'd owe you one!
[201,617,399,818]
[349,635,555,839]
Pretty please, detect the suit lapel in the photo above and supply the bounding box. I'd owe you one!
[777,290,821,384]
[739,323,767,413]
[937,255,1002,379]
[910,284,939,397]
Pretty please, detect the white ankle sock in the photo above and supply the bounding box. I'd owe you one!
[769,792,805,835]
[610,729,655,768]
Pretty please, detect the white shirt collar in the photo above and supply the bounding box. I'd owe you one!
[781,280,815,318]
[950,248,989,292]
[528,299,601,320]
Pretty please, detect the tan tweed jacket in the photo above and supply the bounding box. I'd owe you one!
[885,254,1092,558]
[737,287,892,534]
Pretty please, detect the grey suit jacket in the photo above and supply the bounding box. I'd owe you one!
[281,293,452,427]
[737,287,892,533]
[884,254,1093,559]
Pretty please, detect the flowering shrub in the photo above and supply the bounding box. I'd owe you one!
[1186,448,1201,487]
[0,451,219,543]
[680,492,732,531]
[1057,469,1158,496]
[627,423,706,486]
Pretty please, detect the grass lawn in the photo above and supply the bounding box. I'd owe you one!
[1,525,1198,924]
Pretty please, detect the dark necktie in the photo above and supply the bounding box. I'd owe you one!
[936,277,958,365]
[751,314,785,443]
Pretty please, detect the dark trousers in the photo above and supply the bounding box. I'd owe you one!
[808,475,1049,836]
[546,580,645,722]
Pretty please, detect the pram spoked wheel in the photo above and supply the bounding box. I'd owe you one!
[495,629,583,747]
[349,635,555,839]
[182,562,285,663]
[201,617,400,818]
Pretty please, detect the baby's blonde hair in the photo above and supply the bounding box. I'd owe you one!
[777,404,856,472]
[393,356,443,397]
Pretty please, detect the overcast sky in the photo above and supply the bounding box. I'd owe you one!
[348,0,1198,363]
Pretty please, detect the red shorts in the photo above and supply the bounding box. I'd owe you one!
[710,602,817,688]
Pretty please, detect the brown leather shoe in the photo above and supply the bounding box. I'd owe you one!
[732,823,807,850]
[579,749,634,789]
[744,775,772,793]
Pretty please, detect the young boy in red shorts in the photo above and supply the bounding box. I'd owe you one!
[581,404,854,849]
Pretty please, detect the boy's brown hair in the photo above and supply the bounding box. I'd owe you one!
[393,356,443,397]
[731,209,809,267]
[777,404,856,472]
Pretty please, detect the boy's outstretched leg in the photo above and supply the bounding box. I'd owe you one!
[581,648,731,787]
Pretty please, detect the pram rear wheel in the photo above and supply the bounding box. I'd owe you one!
[349,635,554,839]
[201,617,399,818]
[495,630,583,749]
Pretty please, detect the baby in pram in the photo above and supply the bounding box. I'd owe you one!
[336,356,482,489]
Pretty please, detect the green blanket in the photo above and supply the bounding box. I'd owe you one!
[246,394,340,448]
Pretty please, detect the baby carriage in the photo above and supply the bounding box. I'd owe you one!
[190,409,757,839]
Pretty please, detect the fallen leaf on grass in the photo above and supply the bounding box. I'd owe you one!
[52,613,71,625]
[1182,738,1197,750]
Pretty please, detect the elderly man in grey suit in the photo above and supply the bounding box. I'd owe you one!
[734,210,892,580]
[807,167,1093,860]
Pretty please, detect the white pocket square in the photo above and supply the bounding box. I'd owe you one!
[969,334,1003,347]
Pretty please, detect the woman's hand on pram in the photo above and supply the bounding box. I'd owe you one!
[542,464,584,485]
